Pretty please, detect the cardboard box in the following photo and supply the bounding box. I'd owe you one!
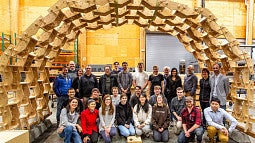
[127,136,142,143]
[0,130,29,143]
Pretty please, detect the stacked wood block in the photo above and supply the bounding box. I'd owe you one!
[0,0,254,136]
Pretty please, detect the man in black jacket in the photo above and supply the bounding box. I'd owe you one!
[79,65,98,101]
[99,65,118,98]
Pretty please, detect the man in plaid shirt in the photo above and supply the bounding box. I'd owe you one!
[178,96,204,143]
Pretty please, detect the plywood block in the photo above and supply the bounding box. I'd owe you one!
[203,47,220,61]
[0,46,14,67]
[41,11,65,31]
[190,40,202,52]
[37,30,58,47]
[186,27,202,42]
[19,117,29,130]
[39,56,50,71]
[183,44,195,53]
[221,27,236,42]
[220,56,230,72]
[156,7,175,19]
[21,16,44,38]
[20,84,30,104]
[127,136,142,143]
[19,103,30,119]
[61,7,82,23]
[0,130,29,143]
[167,1,198,18]
[202,33,220,50]
[0,85,8,107]
[66,30,80,42]
[55,22,74,38]
[184,18,200,29]
[1,106,12,128]
[23,53,36,70]
[192,51,206,61]
[14,36,38,57]
[9,104,21,130]
[48,0,68,13]
[243,51,254,75]
[176,33,191,44]
[205,59,213,70]
[195,7,217,22]
[221,42,241,61]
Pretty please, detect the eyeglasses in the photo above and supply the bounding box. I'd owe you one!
[86,68,91,69]
[105,98,111,101]
[185,101,192,103]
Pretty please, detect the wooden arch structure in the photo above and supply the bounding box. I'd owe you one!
[0,0,254,135]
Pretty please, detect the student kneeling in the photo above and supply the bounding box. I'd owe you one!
[204,97,237,143]
[58,97,83,143]
[152,95,170,142]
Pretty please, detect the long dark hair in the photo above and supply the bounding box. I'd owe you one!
[65,97,80,113]
[136,93,149,113]
[170,68,179,78]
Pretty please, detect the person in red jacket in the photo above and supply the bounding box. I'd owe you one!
[81,99,99,143]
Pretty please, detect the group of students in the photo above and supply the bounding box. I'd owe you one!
[53,61,238,143]
[56,86,238,143]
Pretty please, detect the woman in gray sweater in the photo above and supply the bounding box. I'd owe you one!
[99,94,117,143]
[57,97,82,143]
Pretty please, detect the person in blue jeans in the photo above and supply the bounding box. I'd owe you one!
[53,66,72,126]
[57,97,82,143]
[116,94,135,137]
[99,95,117,143]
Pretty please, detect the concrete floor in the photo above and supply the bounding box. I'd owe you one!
[33,101,254,143]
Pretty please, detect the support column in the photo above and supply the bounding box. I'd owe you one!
[139,28,145,65]
[246,0,254,45]
[10,0,19,35]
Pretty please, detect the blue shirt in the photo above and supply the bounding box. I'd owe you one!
[204,107,237,133]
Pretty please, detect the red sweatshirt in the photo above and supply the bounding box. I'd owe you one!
[81,108,99,135]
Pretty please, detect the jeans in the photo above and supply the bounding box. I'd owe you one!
[56,96,68,122]
[100,127,117,143]
[59,126,82,143]
[177,126,204,143]
[118,123,135,137]
[153,129,169,142]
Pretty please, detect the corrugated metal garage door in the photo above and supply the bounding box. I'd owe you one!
[145,33,195,72]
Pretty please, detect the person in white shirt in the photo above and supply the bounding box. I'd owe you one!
[204,97,237,143]
[132,63,148,92]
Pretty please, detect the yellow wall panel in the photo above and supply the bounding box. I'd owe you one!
[0,1,11,33]
[205,0,246,38]
[86,25,141,67]
[22,0,56,7]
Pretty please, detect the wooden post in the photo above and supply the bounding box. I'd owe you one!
[246,0,254,45]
